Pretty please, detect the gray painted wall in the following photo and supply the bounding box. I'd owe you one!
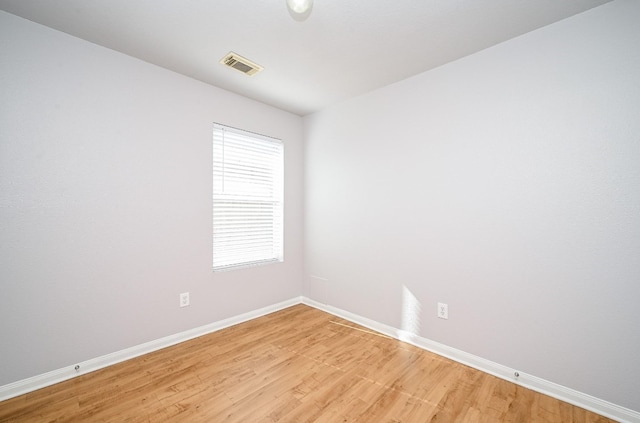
[0,11,304,385]
[304,0,640,412]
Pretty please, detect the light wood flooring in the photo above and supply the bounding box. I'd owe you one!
[0,304,616,422]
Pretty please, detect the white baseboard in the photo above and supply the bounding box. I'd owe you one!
[2,296,638,423]
[0,296,302,402]
[301,297,640,423]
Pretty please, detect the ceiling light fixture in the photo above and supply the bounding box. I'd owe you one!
[286,0,313,21]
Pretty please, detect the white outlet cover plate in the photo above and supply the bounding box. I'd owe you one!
[180,292,190,307]
[438,302,448,319]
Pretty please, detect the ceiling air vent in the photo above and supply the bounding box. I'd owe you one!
[220,52,263,76]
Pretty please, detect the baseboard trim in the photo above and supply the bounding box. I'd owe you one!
[3,296,638,423]
[301,297,640,423]
[0,296,302,402]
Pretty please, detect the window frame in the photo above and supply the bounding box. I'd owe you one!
[212,123,284,271]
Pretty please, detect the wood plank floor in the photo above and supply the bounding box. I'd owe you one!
[0,304,616,422]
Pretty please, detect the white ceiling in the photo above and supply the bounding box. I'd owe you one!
[0,0,611,116]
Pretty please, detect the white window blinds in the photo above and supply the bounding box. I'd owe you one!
[213,124,283,271]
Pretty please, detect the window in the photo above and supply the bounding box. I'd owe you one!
[213,123,283,271]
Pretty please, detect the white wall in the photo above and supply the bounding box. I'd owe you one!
[2,0,639,415]
[0,11,303,386]
[304,0,640,412]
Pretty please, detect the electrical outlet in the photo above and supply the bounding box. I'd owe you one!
[180,292,190,307]
[437,302,448,319]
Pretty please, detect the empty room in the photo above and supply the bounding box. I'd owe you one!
[0,0,639,421]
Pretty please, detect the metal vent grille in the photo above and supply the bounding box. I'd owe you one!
[220,52,263,76]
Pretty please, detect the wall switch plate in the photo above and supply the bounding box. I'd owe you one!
[437,302,448,319]
[180,292,190,307]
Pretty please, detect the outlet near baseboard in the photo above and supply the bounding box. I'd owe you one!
[437,302,448,319]
[180,292,190,307]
